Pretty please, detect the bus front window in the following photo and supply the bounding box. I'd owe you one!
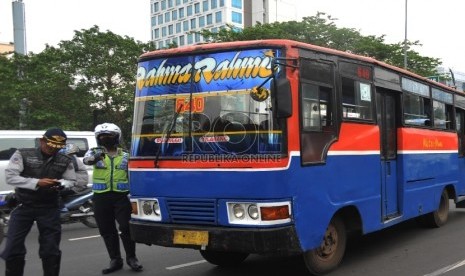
[133,87,282,157]
[131,48,286,158]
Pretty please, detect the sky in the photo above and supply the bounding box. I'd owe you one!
[0,0,464,72]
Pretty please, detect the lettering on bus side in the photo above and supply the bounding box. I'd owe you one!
[422,138,443,149]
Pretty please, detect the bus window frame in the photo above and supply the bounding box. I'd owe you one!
[431,87,455,131]
[401,77,433,128]
[298,57,338,165]
[338,61,375,124]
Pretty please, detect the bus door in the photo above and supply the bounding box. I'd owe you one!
[377,88,399,219]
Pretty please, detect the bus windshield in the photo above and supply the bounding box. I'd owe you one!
[131,48,284,158]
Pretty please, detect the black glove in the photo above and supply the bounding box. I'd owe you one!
[94,152,105,160]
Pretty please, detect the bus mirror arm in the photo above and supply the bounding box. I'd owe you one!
[273,57,298,69]
[251,57,294,119]
[251,74,292,118]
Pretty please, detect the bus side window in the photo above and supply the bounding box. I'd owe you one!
[301,84,333,131]
[431,88,454,130]
[299,59,337,164]
[401,78,432,127]
[302,83,321,131]
[403,93,431,126]
[341,77,373,120]
[433,101,454,130]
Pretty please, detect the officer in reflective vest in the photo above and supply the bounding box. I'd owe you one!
[83,123,142,274]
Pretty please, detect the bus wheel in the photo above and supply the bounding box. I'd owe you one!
[199,250,249,267]
[422,189,450,228]
[303,216,346,276]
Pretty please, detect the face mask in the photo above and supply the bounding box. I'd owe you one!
[99,136,118,148]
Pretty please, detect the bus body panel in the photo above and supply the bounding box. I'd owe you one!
[130,120,463,252]
[129,40,465,272]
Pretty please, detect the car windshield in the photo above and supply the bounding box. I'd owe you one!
[131,48,284,158]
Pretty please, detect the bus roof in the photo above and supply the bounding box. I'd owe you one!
[140,39,461,95]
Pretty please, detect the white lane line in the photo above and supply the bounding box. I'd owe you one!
[68,234,101,241]
[166,260,207,270]
[424,259,465,276]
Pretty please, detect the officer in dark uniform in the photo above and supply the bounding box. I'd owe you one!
[0,128,76,276]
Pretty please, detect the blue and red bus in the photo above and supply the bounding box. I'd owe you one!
[128,39,465,275]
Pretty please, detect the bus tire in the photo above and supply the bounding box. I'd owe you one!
[422,189,449,228]
[199,250,249,267]
[303,216,346,276]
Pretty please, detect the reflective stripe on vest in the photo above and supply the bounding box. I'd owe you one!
[92,149,129,193]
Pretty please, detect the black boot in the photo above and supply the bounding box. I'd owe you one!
[102,258,123,274]
[5,257,25,276]
[42,254,61,276]
[126,257,143,272]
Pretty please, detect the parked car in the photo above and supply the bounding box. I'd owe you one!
[0,130,96,192]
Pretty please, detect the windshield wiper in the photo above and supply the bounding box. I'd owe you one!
[154,103,183,168]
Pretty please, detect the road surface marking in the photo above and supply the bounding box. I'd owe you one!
[166,260,207,270]
[68,234,101,241]
[424,259,465,276]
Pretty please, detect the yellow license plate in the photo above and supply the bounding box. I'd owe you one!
[173,230,209,246]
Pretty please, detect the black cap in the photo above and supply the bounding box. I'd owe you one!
[43,128,67,149]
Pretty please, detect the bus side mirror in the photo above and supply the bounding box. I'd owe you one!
[272,78,292,118]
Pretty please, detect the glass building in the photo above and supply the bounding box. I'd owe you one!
[150,0,297,49]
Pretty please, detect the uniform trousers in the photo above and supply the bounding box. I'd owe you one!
[0,204,61,260]
[93,191,135,260]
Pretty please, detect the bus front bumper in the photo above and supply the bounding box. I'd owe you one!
[129,220,302,254]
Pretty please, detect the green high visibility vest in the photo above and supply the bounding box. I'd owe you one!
[92,148,129,193]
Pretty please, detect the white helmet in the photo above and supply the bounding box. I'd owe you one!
[94,123,122,146]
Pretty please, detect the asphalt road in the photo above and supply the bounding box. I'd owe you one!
[3,203,465,276]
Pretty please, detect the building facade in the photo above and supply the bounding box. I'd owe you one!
[0,43,14,55]
[244,0,296,26]
[150,0,297,49]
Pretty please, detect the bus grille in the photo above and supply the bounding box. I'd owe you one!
[166,198,217,225]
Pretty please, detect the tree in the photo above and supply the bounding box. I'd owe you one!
[0,54,24,129]
[23,47,86,130]
[48,26,155,140]
[0,26,155,145]
[0,15,445,143]
[199,12,441,76]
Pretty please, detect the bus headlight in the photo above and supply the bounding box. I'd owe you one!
[248,204,259,220]
[142,201,153,216]
[233,204,245,219]
[130,198,162,221]
[227,201,291,225]
[153,200,161,216]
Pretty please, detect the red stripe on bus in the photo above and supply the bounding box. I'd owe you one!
[397,128,457,150]
[330,123,380,151]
